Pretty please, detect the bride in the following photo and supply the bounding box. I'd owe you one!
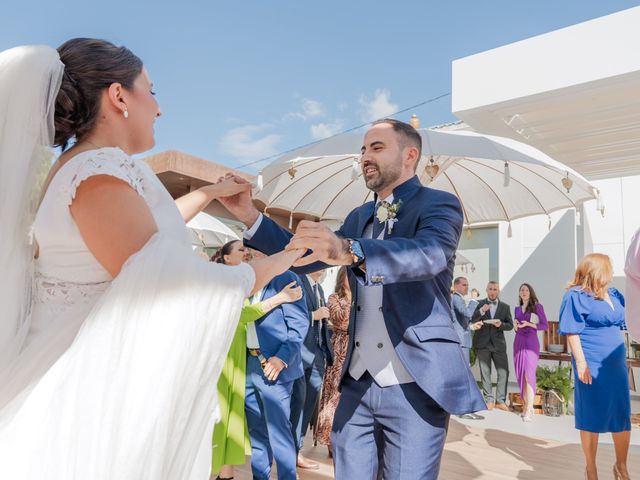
[0,38,302,479]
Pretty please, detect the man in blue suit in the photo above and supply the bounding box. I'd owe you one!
[221,119,485,479]
[244,249,309,480]
[451,276,484,420]
[290,270,333,469]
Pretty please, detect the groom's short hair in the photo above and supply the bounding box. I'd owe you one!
[372,118,422,169]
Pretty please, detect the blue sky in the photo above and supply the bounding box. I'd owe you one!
[2,1,639,172]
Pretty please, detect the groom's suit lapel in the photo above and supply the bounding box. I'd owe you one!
[384,176,423,239]
[356,202,376,238]
[354,176,424,239]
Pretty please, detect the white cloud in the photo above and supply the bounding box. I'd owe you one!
[301,98,325,118]
[219,124,283,163]
[283,97,325,122]
[359,89,398,122]
[282,112,307,121]
[310,120,344,140]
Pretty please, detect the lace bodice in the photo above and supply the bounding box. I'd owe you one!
[33,148,189,305]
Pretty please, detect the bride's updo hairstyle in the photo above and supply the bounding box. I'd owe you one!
[54,38,143,150]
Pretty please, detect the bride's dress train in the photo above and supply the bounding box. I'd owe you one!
[0,147,254,479]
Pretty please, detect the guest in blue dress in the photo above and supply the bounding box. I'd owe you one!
[559,253,631,480]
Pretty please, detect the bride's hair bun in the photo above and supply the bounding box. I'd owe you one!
[54,38,143,150]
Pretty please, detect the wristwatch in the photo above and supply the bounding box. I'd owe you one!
[347,239,365,266]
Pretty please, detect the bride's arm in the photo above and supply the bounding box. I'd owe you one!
[175,179,252,223]
[70,176,158,277]
[71,175,304,292]
[247,249,306,296]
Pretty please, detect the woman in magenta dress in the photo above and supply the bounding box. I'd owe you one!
[513,283,548,421]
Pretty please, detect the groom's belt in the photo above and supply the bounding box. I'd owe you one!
[248,348,267,368]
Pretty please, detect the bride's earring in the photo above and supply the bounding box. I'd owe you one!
[123,107,129,119]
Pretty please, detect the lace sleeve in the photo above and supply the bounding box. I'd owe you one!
[60,148,146,206]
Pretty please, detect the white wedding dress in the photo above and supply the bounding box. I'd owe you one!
[0,147,254,479]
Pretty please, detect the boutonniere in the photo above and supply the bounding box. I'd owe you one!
[376,199,402,234]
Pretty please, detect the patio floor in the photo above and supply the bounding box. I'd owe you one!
[227,410,640,479]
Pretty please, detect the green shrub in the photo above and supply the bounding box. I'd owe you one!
[536,365,573,410]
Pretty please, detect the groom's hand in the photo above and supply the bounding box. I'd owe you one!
[215,174,260,227]
[286,221,352,267]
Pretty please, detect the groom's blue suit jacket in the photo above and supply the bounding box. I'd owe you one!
[247,176,485,414]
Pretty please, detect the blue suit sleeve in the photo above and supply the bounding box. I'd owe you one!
[245,215,333,275]
[245,215,293,255]
[451,295,476,328]
[559,290,586,335]
[273,273,310,366]
[354,192,463,285]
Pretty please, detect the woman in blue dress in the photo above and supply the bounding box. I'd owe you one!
[559,253,631,480]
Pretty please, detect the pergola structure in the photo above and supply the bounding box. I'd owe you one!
[452,6,640,180]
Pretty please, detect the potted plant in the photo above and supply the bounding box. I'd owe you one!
[536,365,572,415]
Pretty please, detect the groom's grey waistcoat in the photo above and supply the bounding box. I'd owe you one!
[349,219,413,385]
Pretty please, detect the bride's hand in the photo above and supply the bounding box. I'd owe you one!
[204,177,252,198]
[276,281,303,303]
[214,174,260,226]
[281,247,306,265]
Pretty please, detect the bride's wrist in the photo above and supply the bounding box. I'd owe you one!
[199,183,221,200]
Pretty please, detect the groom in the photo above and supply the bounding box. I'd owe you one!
[219,119,485,479]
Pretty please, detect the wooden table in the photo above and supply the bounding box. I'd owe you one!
[539,351,640,391]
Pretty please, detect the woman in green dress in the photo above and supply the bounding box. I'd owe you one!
[211,240,302,480]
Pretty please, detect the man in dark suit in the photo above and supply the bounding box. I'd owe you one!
[471,281,513,411]
[290,270,333,469]
[244,249,309,480]
[220,119,485,479]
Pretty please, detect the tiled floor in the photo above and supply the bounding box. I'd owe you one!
[228,410,640,479]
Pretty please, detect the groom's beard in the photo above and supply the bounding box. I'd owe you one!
[364,162,402,193]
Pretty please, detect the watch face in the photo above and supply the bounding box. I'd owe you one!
[350,240,364,263]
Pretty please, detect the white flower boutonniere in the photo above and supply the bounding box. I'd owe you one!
[376,199,402,234]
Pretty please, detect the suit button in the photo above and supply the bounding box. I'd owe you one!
[357,306,361,312]
[355,341,360,347]
[377,342,383,349]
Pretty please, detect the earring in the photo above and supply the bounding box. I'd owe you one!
[123,108,129,119]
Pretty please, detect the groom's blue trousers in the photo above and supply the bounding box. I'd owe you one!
[245,355,297,480]
[331,372,450,479]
